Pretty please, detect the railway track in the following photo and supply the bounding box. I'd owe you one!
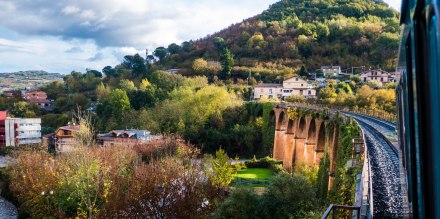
[345,113,404,218]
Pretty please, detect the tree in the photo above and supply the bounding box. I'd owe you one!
[192,58,208,74]
[181,41,192,52]
[213,37,225,52]
[167,43,181,55]
[102,66,118,78]
[299,65,308,77]
[219,48,234,80]
[263,174,318,218]
[108,89,131,117]
[122,54,146,78]
[209,148,236,188]
[87,69,102,78]
[214,188,266,219]
[119,79,137,91]
[154,47,169,62]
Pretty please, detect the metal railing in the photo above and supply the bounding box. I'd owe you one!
[277,102,397,123]
[321,204,361,219]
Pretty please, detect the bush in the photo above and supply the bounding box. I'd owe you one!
[215,173,319,219]
[244,156,284,173]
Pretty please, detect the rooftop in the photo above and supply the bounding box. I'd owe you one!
[255,83,283,88]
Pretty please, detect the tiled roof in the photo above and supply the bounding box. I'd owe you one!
[255,83,283,88]
[57,125,81,132]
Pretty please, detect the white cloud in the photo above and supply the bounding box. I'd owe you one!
[62,6,81,15]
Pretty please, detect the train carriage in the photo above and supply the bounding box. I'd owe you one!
[397,0,440,218]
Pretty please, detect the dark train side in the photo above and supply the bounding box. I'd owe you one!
[396,0,440,218]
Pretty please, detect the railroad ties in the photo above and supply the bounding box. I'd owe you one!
[345,112,406,218]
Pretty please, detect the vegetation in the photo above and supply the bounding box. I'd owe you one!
[150,0,399,82]
[318,80,396,114]
[328,119,361,207]
[215,173,319,219]
[7,138,226,218]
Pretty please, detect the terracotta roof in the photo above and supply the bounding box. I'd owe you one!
[255,83,283,88]
[57,125,81,132]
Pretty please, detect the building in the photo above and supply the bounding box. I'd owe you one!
[25,91,47,100]
[253,77,317,101]
[360,70,394,83]
[321,66,341,77]
[25,90,52,110]
[54,124,80,152]
[253,83,284,100]
[0,111,42,147]
[97,129,161,147]
[282,77,317,98]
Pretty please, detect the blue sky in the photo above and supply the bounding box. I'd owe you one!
[0,0,401,74]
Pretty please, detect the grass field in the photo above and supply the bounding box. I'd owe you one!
[232,168,275,188]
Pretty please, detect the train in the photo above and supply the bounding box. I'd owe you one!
[396,0,440,218]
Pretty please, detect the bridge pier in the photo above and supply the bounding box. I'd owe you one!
[282,133,296,170]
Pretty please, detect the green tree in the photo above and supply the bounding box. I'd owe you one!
[299,65,308,77]
[214,188,266,219]
[108,89,131,117]
[167,43,181,54]
[264,174,319,218]
[154,47,169,62]
[209,148,236,188]
[220,48,234,80]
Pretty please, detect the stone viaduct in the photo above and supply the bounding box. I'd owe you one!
[271,106,340,183]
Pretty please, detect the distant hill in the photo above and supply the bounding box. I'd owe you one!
[158,0,400,82]
[0,70,64,93]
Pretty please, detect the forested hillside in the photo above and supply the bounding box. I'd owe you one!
[157,0,400,82]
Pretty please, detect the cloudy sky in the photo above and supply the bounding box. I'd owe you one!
[0,0,401,74]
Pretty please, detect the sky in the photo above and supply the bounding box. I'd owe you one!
[0,0,402,74]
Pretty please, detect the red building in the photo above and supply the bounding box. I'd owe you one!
[25,91,52,110]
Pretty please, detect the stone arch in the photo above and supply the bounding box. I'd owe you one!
[298,116,306,138]
[269,110,276,126]
[286,119,295,134]
[307,119,317,143]
[317,123,326,151]
[277,111,286,130]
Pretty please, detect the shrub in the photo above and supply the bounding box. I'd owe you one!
[244,156,284,173]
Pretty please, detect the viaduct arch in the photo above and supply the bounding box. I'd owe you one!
[271,106,339,184]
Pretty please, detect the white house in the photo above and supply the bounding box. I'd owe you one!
[253,77,317,100]
[282,77,316,98]
[253,84,284,100]
[360,70,394,83]
[321,66,341,77]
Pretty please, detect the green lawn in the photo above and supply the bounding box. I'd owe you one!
[232,168,275,188]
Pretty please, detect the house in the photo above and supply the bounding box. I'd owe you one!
[360,70,394,84]
[25,91,47,100]
[321,66,341,77]
[97,129,161,147]
[2,90,20,98]
[25,90,53,110]
[0,111,42,147]
[253,83,284,100]
[282,77,317,98]
[253,77,317,101]
[54,124,80,152]
[315,78,327,88]
[166,69,182,74]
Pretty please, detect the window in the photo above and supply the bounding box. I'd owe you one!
[308,90,311,95]
[269,89,272,93]
[381,77,384,82]
[301,84,304,87]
